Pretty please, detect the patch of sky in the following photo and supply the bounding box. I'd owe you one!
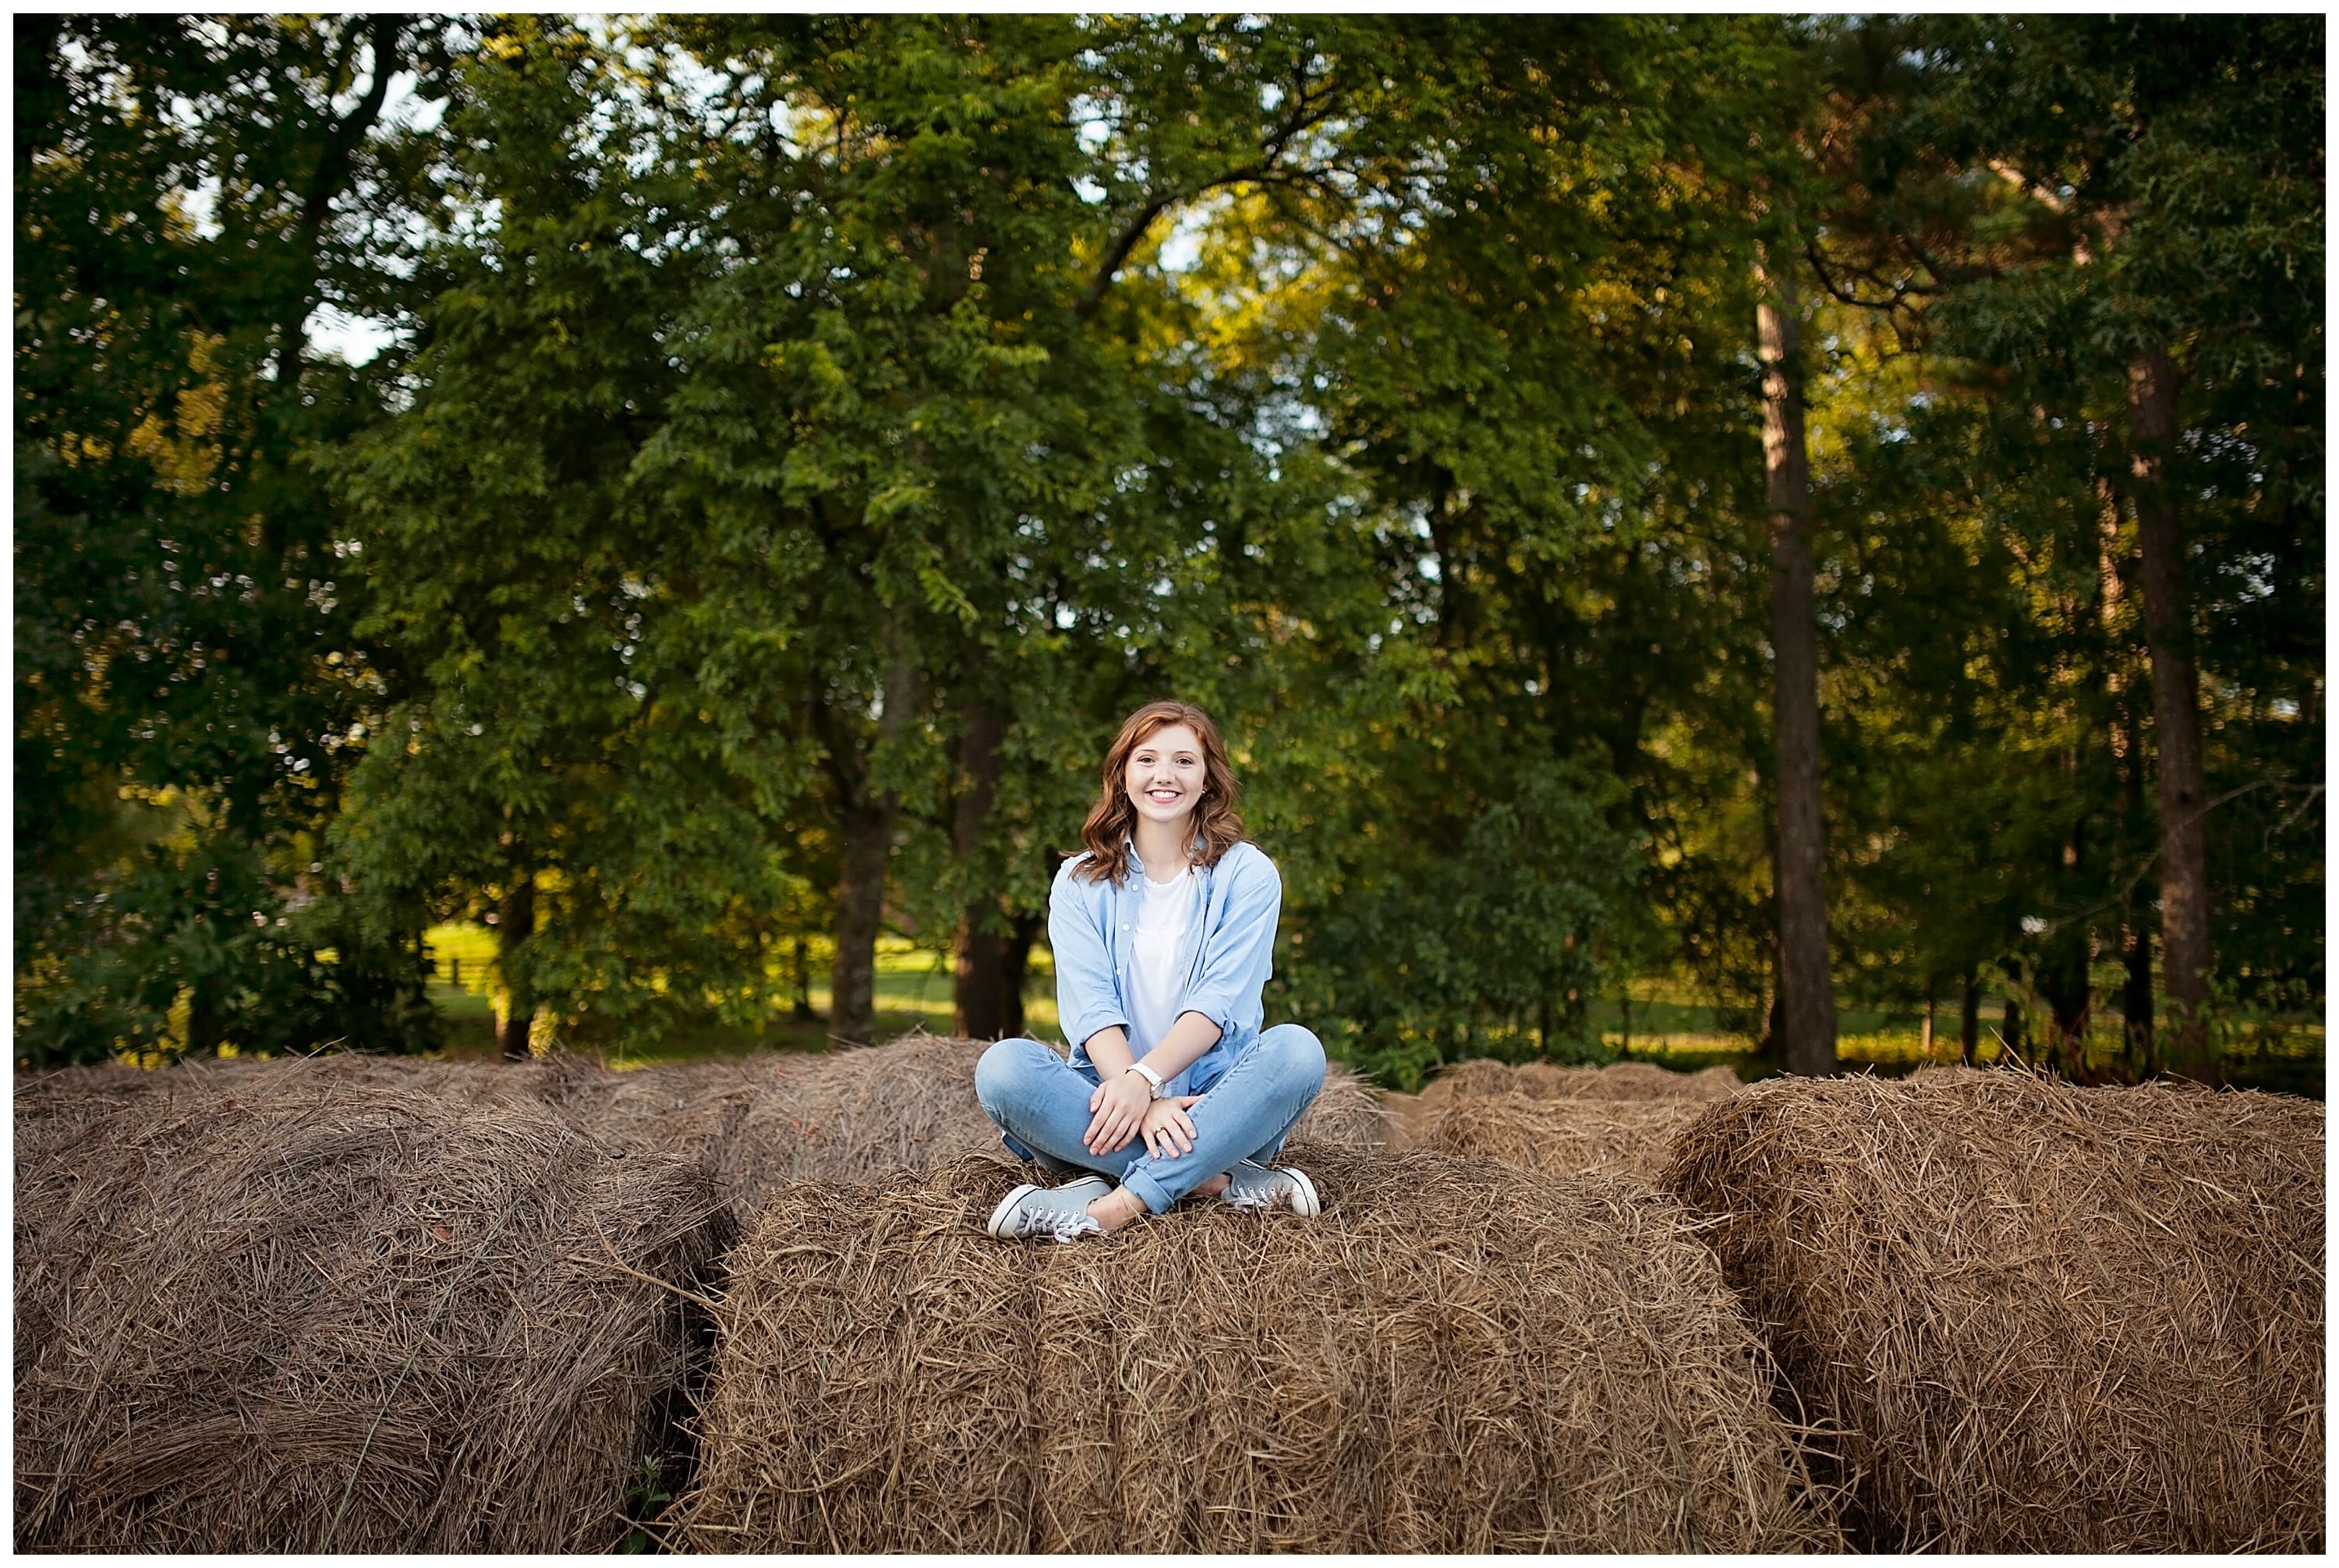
[306,304,402,369]
[1159,207,1209,272]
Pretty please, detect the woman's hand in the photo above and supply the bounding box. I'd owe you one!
[1084,1069,1155,1155]
[1139,1095,1205,1159]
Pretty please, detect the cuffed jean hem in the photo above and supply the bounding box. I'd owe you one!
[974,1024,1328,1215]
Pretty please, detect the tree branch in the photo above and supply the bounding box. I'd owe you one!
[274,14,402,392]
[1073,76,1334,319]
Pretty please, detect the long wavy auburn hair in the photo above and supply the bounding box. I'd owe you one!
[1074,700,1247,885]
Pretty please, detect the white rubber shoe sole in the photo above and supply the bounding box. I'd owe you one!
[986,1175,1109,1241]
[1222,1160,1321,1216]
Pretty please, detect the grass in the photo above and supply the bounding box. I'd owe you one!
[418,924,2322,1096]
[419,926,1064,1066]
[1591,975,2325,1098]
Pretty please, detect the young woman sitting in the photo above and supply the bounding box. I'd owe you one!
[975,699,1326,1241]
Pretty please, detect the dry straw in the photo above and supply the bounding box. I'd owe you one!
[22,1034,1386,1226]
[14,1058,731,1552]
[1419,1090,1704,1182]
[1662,1069,2326,1552]
[1419,1057,1741,1106]
[678,1146,1842,1552]
[536,1031,1385,1219]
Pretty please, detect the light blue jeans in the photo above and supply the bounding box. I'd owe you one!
[973,1024,1327,1214]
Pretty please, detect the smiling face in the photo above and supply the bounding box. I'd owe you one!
[1122,722,1208,833]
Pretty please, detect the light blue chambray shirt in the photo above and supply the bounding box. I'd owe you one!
[1049,838,1282,1097]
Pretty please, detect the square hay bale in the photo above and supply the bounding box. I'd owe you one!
[1420,1057,1740,1106]
[561,1032,1388,1220]
[1661,1071,2325,1552]
[1419,1091,1705,1182]
[678,1147,1841,1552]
[14,1070,731,1553]
[15,1034,1388,1230]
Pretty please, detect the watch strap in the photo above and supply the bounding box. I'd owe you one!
[1126,1061,1166,1099]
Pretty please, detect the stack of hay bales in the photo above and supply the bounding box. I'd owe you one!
[677,1149,1842,1552]
[1420,1057,1741,1106]
[1421,1092,1704,1182]
[21,1034,1387,1228]
[14,1067,731,1552]
[557,1032,1386,1219]
[1412,1057,1739,1180]
[1662,1071,2325,1552]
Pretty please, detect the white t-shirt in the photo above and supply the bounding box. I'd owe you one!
[1124,865,1198,1062]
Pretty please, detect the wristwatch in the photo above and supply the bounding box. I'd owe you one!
[1124,1061,1166,1099]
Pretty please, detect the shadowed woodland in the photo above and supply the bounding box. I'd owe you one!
[16,16,2323,1090]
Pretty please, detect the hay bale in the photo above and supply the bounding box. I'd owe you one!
[568,1035,1387,1219]
[1421,1057,1740,1105]
[1661,1071,2325,1552]
[1414,1056,1520,1103]
[1291,1060,1388,1149]
[1419,1092,1704,1183]
[678,1148,1842,1552]
[14,1071,730,1552]
[1536,1060,1741,1102]
[14,1036,1388,1230]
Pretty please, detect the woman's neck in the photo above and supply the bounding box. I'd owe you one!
[1131,813,1193,883]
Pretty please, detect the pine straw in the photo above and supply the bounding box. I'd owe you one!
[1419,1057,1742,1105]
[543,1032,1387,1220]
[13,1059,731,1553]
[1417,1090,1705,1183]
[1661,1070,2326,1552]
[676,1145,1842,1552]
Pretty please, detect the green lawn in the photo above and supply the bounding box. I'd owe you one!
[420,926,1064,1067]
[1587,976,2324,1097]
[417,924,2322,1095]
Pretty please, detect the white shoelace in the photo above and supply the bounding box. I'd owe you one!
[1222,1171,1283,1210]
[1018,1209,1103,1243]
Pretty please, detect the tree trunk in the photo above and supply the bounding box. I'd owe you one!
[825,652,922,1049]
[2121,919,2155,1075]
[2126,347,2217,1083]
[951,696,1017,1039]
[2100,476,2150,1082]
[791,935,817,1021]
[829,802,893,1048]
[1959,966,1980,1065]
[1998,958,2026,1061]
[1757,269,1838,1076]
[2039,798,2093,1081]
[495,876,536,1060]
[955,923,1016,1040]
[996,911,1040,1041]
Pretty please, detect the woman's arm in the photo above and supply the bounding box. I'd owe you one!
[1180,847,1282,1041]
[1127,1011,1223,1082]
[1048,858,1130,1057]
[1048,861,1158,1153]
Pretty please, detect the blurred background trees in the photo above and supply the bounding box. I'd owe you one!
[17,16,2321,1090]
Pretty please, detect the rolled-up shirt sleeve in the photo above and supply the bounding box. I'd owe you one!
[1180,848,1280,1041]
[1049,857,1130,1053]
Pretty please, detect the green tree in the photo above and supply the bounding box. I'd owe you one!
[335,18,816,1056]
[15,16,457,1063]
[1802,15,2324,1078]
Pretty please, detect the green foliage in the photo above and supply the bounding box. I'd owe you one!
[14,17,456,1063]
[18,17,2322,1073]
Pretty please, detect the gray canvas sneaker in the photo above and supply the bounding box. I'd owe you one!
[986,1175,1110,1241]
[1219,1159,1321,1216]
